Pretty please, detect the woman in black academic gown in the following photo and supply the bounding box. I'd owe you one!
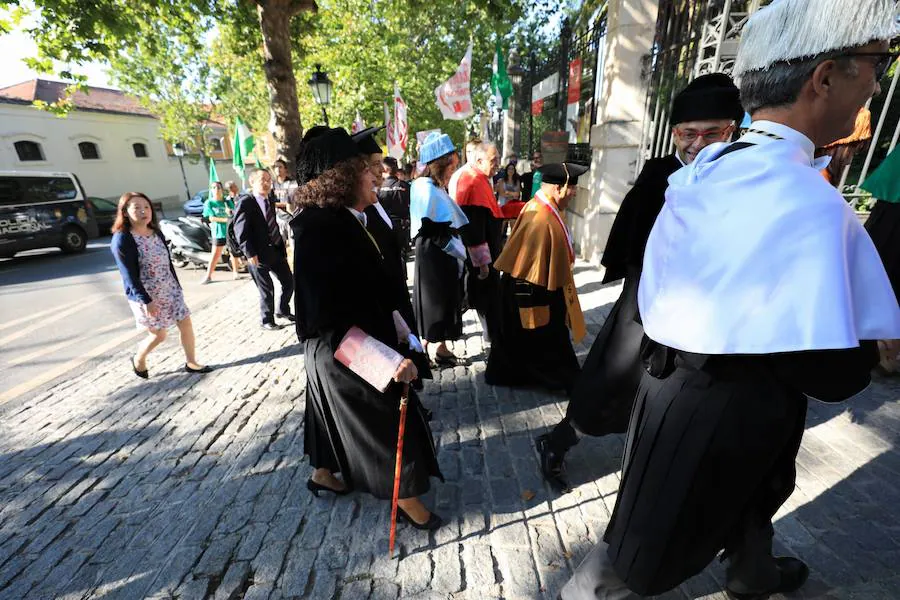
[410,132,469,367]
[290,127,443,530]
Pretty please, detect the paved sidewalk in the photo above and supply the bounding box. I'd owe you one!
[0,260,898,600]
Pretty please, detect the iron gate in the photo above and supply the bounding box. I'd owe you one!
[635,0,898,208]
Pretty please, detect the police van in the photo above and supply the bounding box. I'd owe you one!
[0,171,100,258]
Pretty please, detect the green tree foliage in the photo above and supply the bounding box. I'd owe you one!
[6,0,571,162]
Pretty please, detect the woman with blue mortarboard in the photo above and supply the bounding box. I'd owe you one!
[409,132,469,367]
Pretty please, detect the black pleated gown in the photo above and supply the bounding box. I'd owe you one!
[412,219,465,343]
[603,342,878,596]
[460,205,504,342]
[485,273,580,392]
[567,155,681,436]
[292,205,442,500]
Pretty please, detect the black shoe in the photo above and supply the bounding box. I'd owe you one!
[131,357,148,379]
[536,433,570,493]
[261,322,283,331]
[184,363,213,374]
[275,312,296,323]
[306,478,350,497]
[726,558,809,600]
[397,507,443,531]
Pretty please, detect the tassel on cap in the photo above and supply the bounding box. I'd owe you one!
[734,0,900,78]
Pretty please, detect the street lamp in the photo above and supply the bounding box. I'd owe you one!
[308,64,333,126]
[172,142,191,201]
[507,48,526,87]
[507,48,527,157]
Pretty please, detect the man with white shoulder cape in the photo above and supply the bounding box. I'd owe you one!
[558,1,900,599]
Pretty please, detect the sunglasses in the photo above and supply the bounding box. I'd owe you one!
[673,125,734,143]
[836,51,899,81]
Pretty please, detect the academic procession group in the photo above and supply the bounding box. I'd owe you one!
[106,1,900,598]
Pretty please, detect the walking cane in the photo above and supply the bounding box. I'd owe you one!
[388,383,410,557]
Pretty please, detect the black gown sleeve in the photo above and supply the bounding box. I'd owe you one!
[459,205,489,247]
[768,341,879,403]
[600,157,676,284]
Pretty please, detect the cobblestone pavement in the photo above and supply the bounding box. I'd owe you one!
[0,261,898,600]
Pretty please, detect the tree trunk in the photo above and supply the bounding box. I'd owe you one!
[255,0,316,172]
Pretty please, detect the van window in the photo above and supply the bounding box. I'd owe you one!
[0,176,78,206]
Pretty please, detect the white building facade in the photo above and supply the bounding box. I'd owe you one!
[0,80,239,214]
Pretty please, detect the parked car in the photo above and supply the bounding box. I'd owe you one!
[87,196,164,235]
[0,171,99,257]
[183,189,209,217]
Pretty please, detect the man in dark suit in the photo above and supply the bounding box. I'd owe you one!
[232,168,295,330]
[378,156,412,261]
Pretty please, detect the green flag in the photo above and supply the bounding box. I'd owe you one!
[861,146,900,203]
[491,40,513,110]
[208,158,219,189]
[232,116,255,179]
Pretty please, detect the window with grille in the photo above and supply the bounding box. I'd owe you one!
[133,142,148,158]
[78,141,101,160]
[14,140,45,161]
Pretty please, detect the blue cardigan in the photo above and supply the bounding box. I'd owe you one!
[111,230,180,304]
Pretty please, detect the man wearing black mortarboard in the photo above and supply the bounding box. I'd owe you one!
[485,162,588,392]
[536,73,745,494]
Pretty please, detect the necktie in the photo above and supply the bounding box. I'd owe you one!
[264,199,282,245]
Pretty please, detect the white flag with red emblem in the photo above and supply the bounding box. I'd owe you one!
[435,41,474,120]
[386,83,407,160]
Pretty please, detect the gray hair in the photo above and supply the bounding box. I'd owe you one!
[740,50,859,115]
[471,142,497,162]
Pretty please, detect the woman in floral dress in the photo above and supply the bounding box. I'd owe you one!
[111,192,212,378]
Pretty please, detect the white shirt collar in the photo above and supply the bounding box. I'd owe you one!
[743,120,818,163]
[347,206,367,227]
[675,151,687,167]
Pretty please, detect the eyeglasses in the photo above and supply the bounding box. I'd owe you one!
[673,125,734,143]
[839,51,900,81]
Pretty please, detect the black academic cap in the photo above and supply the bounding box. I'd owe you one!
[302,125,330,143]
[295,127,362,186]
[670,73,744,126]
[351,125,386,155]
[537,162,589,186]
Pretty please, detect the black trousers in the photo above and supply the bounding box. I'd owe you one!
[248,251,293,324]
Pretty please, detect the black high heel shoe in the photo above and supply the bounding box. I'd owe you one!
[306,479,350,497]
[396,507,443,531]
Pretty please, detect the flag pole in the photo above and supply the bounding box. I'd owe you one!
[388,383,411,557]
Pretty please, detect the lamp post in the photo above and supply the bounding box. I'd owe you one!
[308,64,333,126]
[172,142,191,201]
[506,48,526,159]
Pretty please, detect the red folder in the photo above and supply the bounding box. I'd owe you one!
[334,326,404,392]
